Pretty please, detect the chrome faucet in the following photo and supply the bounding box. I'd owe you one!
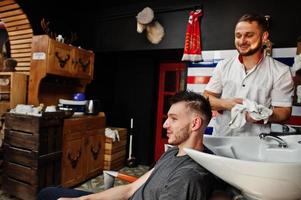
[259,133,288,148]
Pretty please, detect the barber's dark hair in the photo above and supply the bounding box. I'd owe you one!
[169,90,212,125]
[237,13,268,33]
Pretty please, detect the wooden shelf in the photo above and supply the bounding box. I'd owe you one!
[0,72,27,115]
[28,35,94,106]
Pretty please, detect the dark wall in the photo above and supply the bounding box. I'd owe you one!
[95,0,301,52]
[85,52,159,164]
[85,50,182,165]
[17,0,97,48]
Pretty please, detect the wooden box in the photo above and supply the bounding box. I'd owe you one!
[104,127,127,170]
[3,112,64,200]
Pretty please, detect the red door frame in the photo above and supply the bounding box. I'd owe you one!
[154,63,186,160]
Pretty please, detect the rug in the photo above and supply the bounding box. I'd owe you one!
[76,165,150,193]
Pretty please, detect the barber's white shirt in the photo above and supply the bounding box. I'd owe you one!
[205,54,294,136]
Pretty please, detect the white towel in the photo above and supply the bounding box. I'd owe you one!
[229,99,273,129]
[105,128,120,142]
[291,54,301,76]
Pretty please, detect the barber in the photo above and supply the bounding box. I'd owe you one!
[204,13,294,136]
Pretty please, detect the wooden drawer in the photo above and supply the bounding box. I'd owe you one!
[4,129,38,151]
[4,162,38,185]
[63,114,106,134]
[5,112,64,133]
[86,115,106,130]
[3,175,37,200]
[4,143,61,168]
[71,48,94,79]
[64,118,85,136]
[0,102,10,114]
[0,75,10,92]
[3,152,61,200]
[4,143,38,167]
[48,40,72,77]
[5,128,62,154]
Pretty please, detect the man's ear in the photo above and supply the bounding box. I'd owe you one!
[262,31,269,43]
[191,116,203,131]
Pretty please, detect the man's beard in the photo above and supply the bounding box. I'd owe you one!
[168,126,190,145]
[237,41,263,56]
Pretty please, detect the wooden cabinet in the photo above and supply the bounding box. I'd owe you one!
[46,38,94,78]
[28,35,94,106]
[0,72,27,115]
[3,112,64,200]
[61,113,106,187]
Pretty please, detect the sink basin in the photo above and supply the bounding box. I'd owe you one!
[184,134,301,200]
[203,134,301,162]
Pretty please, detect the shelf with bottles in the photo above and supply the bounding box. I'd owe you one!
[0,72,27,115]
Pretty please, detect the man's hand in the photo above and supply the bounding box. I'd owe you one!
[204,90,243,111]
[222,98,243,111]
[245,112,262,124]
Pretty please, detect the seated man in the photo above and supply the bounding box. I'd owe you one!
[38,91,231,200]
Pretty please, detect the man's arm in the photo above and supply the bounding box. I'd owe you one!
[269,106,292,123]
[203,90,243,111]
[59,169,154,200]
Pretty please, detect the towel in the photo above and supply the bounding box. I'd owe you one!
[229,99,273,129]
[105,128,120,142]
[181,9,203,62]
[291,54,301,76]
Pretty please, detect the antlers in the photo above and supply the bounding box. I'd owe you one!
[41,18,56,39]
[40,18,78,44]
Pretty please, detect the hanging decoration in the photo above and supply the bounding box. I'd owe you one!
[182,9,203,62]
[136,7,165,44]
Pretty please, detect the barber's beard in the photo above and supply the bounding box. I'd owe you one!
[237,40,263,56]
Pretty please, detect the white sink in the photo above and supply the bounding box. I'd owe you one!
[184,134,301,200]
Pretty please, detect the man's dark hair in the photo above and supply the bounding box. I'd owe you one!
[169,90,212,125]
[237,13,268,33]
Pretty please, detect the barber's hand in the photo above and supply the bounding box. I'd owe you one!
[245,112,264,124]
[223,98,243,111]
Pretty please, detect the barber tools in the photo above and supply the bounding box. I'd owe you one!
[126,118,137,167]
